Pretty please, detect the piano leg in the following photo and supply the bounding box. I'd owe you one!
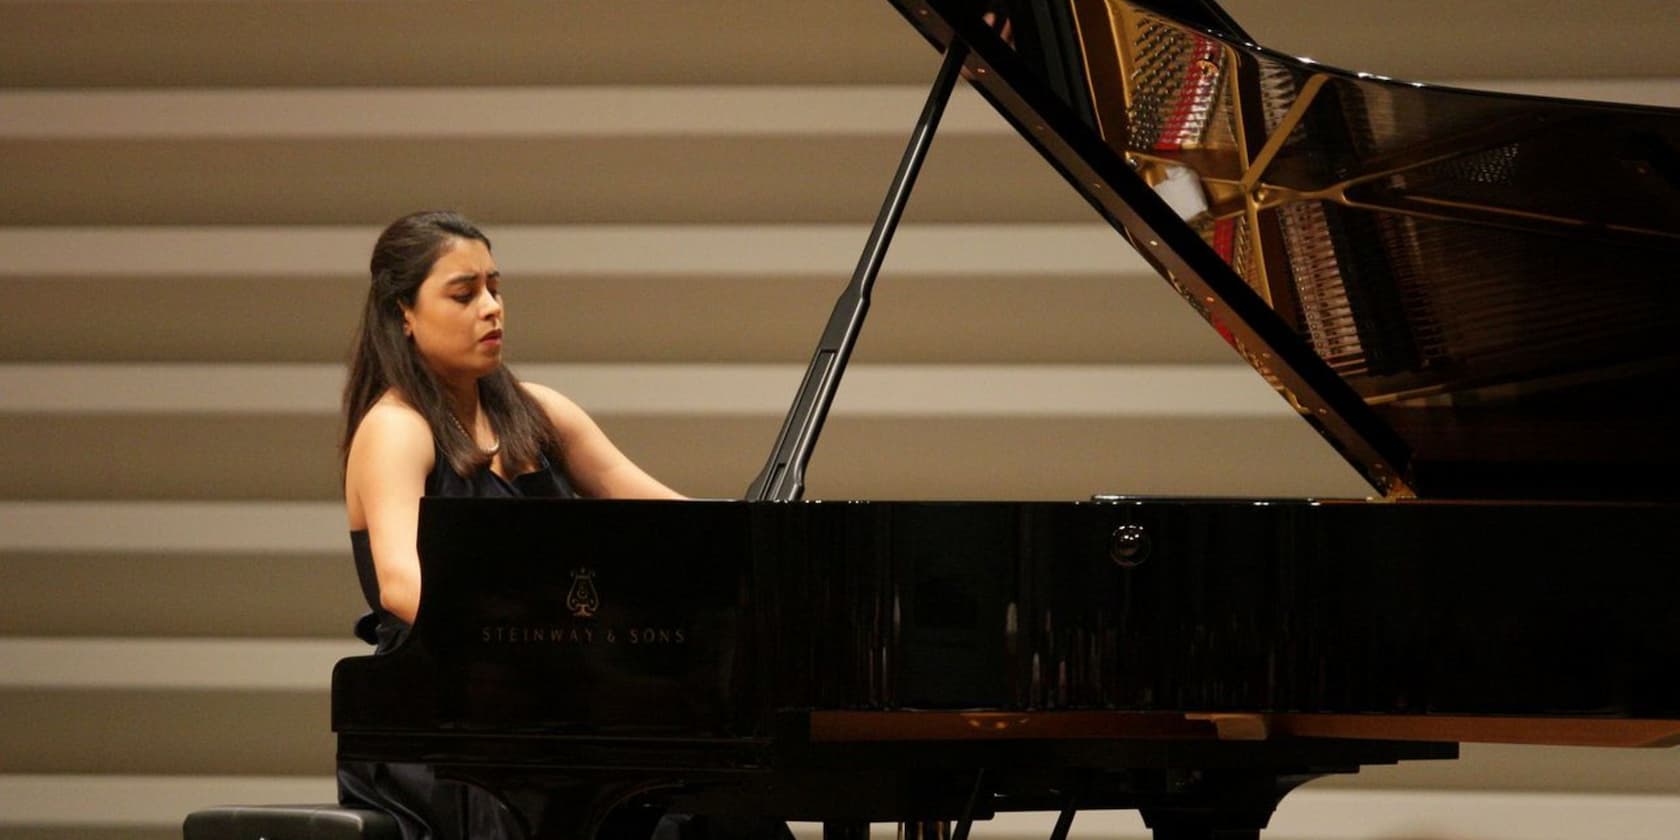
[1143,830,1260,840]
[1135,771,1315,840]
[1138,819,1264,840]
[900,820,948,840]
[823,821,870,840]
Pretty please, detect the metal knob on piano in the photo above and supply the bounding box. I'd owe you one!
[1109,524,1151,568]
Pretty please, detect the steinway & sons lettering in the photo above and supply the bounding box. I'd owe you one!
[480,624,687,646]
[477,567,687,645]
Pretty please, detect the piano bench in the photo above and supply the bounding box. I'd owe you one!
[182,804,399,840]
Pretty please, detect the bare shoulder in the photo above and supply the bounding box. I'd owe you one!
[350,393,435,464]
[344,393,435,526]
[520,381,588,427]
[519,380,568,407]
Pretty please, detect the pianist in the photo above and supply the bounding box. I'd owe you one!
[337,209,683,839]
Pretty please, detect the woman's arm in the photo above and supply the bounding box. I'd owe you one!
[344,401,436,624]
[524,382,685,500]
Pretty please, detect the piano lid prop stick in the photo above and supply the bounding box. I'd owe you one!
[744,37,972,502]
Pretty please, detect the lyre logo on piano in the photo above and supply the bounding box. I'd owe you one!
[565,568,600,618]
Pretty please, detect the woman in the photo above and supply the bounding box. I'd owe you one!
[337,209,682,839]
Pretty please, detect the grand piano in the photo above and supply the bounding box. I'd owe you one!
[332,1,1680,838]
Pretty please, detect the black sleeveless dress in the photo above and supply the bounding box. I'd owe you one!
[338,451,578,840]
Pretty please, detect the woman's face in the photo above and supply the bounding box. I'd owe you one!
[402,237,504,385]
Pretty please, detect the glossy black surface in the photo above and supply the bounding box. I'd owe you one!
[334,498,1679,835]
[336,499,1680,737]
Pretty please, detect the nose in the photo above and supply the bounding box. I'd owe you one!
[481,288,502,319]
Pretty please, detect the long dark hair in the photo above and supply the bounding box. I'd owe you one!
[341,210,559,479]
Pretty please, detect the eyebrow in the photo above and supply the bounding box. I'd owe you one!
[443,270,500,287]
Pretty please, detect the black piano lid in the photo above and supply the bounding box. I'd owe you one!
[889,0,1680,502]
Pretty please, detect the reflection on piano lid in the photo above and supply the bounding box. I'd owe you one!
[897,0,1680,502]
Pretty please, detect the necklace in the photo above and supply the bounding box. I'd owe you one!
[449,410,501,456]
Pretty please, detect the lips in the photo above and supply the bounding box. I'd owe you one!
[480,329,503,344]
